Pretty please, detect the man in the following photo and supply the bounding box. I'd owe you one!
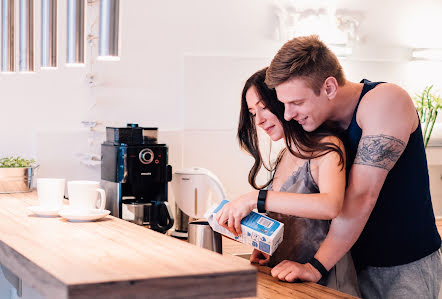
[265,35,442,298]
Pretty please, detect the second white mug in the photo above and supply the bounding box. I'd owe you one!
[67,181,106,211]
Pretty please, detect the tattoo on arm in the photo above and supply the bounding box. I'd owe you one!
[354,134,406,171]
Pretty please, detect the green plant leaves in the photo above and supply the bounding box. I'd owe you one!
[0,156,36,168]
[413,86,442,147]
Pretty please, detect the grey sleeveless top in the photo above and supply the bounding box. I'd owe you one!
[267,160,329,267]
[267,160,360,296]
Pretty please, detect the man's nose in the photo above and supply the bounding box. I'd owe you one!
[284,105,297,121]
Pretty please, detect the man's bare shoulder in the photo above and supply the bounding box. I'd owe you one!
[360,83,413,108]
[356,83,417,133]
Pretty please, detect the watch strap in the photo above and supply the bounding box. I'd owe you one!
[257,190,267,213]
[308,257,328,278]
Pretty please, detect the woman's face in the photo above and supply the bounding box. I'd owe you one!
[246,86,284,141]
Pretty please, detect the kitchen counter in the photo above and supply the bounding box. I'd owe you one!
[222,238,358,299]
[220,216,442,298]
[0,191,256,299]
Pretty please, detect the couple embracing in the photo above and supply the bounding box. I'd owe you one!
[216,35,442,298]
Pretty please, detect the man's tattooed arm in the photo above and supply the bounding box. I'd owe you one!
[354,134,406,171]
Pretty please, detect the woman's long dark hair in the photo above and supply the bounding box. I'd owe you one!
[237,67,345,190]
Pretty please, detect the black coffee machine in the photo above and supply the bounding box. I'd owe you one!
[101,124,174,233]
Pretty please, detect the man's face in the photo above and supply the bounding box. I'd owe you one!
[275,77,330,132]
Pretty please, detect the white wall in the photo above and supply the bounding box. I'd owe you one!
[1,0,441,214]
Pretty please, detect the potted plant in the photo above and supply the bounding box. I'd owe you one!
[0,156,39,193]
[413,86,442,148]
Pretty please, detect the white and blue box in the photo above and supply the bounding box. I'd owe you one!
[207,200,284,255]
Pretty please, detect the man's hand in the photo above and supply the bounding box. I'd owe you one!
[215,191,257,236]
[271,260,322,283]
[250,249,270,265]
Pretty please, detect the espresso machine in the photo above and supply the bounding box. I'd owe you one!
[101,124,174,233]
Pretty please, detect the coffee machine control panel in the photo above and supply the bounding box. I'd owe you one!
[139,148,154,164]
[101,124,174,233]
[101,144,171,184]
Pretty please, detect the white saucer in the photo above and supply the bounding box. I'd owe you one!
[59,208,110,222]
[27,206,61,217]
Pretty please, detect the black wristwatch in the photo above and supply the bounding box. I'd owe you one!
[257,190,267,213]
[308,257,329,278]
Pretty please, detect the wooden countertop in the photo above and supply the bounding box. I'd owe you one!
[0,191,256,299]
[222,237,358,299]
[221,216,442,298]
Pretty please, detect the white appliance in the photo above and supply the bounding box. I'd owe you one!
[172,168,227,219]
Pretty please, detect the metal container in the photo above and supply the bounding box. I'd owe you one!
[0,167,37,193]
[121,201,174,233]
[170,203,191,240]
[175,203,190,233]
[188,220,222,254]
[121,202,152,226]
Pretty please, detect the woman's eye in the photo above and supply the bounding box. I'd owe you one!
[258,105,267,111]
[250,112,256,117]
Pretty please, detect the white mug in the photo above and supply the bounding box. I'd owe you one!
[37,178,65,209]
[67,181,106,211]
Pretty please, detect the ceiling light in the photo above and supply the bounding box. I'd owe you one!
[66,0,85,66]
[98,0,120,61]
[41,0,57,69]
[19,0,34,72]
[1,0,15,72]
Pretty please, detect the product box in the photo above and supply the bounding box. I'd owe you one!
[206,200,284,255]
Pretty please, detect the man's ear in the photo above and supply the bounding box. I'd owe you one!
[323,77,338,100]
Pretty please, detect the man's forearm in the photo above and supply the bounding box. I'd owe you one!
[312,130,404,271]
[314,189,378,270]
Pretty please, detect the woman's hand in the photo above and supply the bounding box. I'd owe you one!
[271,260,322,283]
[215,190,258,236]
[249,249,270,265]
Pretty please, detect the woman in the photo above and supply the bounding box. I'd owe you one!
[217,68,359,296]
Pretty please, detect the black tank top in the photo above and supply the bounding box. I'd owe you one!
[346,79,441,270]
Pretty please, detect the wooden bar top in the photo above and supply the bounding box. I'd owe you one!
[222,237,359,299]
[0,191,256,299]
